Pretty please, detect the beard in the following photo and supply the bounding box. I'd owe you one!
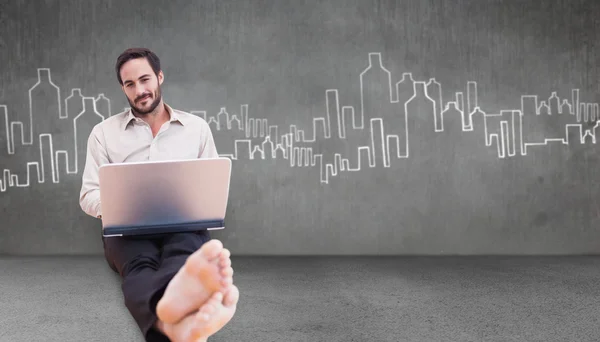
[128,87,162,116]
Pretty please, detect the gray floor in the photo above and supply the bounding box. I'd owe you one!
[1,256,600,342]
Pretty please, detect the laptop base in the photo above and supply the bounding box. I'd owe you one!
[102,220,225,238]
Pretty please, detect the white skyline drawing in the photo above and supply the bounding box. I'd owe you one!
[1,52,599,191]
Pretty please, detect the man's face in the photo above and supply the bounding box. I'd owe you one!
[120,57,164,115]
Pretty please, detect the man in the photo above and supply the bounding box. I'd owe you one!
[79,47,239,342]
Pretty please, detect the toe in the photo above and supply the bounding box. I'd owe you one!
[221,277,233,287]
[197,310,211,322]
[219,248,231,260]
[221,267,233,277]
[184,240,223,274]
[201,240,224,260]
[199,304,216,317]
[204,304,217,314]
[223,285,239,307]
[212,291,224,302]
[205,291,223,305]
[197,292,223,320]
[219,257,231,268]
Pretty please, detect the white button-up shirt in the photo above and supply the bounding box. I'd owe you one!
[79,103,219,218]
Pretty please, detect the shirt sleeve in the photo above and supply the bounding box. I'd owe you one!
[198,120,219,158]
[79,125,109,219]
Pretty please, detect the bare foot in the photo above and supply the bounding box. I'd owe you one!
[156,239,234,324]
[158,285,240,342]
[190,284,239,339]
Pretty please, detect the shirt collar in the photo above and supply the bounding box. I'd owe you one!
[122,103,187,130]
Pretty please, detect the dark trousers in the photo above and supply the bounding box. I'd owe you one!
[103,230,211,342]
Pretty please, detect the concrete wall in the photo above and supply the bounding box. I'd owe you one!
[1,0,600,255]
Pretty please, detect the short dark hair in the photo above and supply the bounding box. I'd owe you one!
[115,47,161,85]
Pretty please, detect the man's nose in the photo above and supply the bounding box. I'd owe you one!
[135,85,147,97]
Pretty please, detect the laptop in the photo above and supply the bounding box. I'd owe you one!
[98,157,232,237]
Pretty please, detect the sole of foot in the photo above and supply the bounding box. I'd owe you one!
[161,285,240,342]
[156,239,234,324]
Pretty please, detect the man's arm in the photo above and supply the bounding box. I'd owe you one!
[198,120,219,158]
[79,125,109,219]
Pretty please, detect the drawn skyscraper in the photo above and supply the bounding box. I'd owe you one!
[547,93,576,142]
[64,89,84,174]
[466,82,478,129]
[214,107,236,155]
[0,105,9,191]
[95,94,111,118]
[74,97,104,174]
[405,81,436,157]
[520,95,541,153]
[311,89,347,182]
[426,79,443,131]
[440,102,464,134]
[393,73,415,159]
[469,107,487,141]
[29,68,62,183]
[454,92,467,130]
[549,92,560,115]
[359,53,392,167]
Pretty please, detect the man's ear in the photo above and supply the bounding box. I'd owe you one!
[158,70,164,85]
